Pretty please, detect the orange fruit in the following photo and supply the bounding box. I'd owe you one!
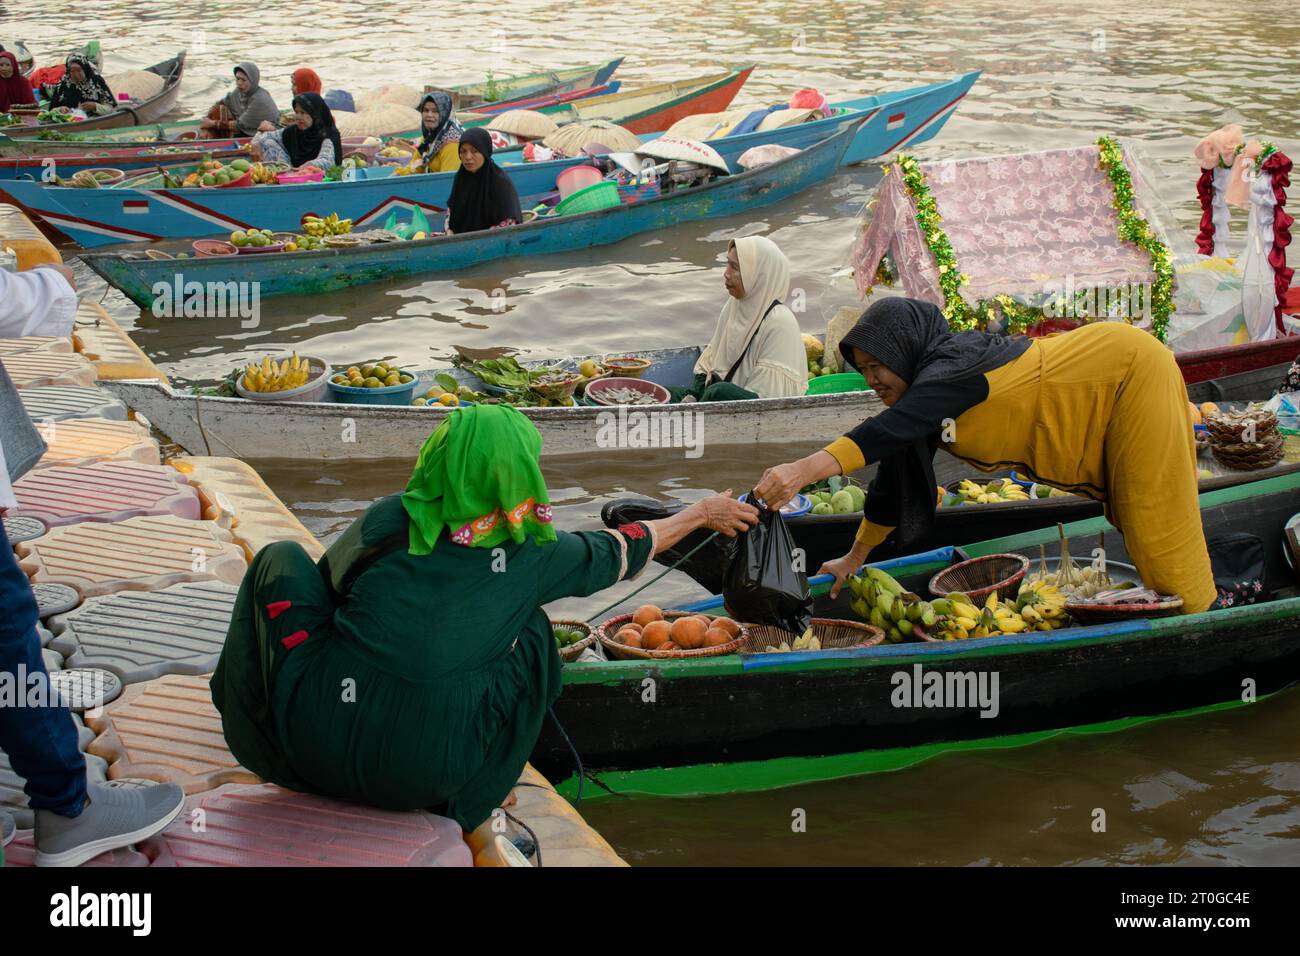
[713,617,741,638]
[658,641,678,652]
[633,605,664,627]
[1200,401,1219,421]
[621,622,643,635]
[616,627,642,648]
[1188,401,1202,426]
[703,627,732,647]
[641,620,671,649]
[670,616,707,650]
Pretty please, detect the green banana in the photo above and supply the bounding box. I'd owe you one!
[866,566,904,596]
[896,618,913,637]
[877,589,895,618]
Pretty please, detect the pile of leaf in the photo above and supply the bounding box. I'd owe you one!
[451,357,576,407]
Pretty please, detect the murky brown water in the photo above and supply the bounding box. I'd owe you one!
[15,1,1300,864]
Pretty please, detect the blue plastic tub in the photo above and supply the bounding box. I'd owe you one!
[328,378,417,405]
[739,492,812,517]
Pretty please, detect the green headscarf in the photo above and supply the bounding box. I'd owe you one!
[401,405,557,555]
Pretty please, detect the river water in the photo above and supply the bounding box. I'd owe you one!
[14,1,1300,865]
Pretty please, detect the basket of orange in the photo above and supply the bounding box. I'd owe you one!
[597,605,748,660]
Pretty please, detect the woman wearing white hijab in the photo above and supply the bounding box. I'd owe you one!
[674,235,807,402]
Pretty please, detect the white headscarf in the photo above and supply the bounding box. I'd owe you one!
[696,235,792,381]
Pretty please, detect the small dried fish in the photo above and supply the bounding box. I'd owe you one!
[599,387,660,405]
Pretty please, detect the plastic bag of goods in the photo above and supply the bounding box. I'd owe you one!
[722,502,814,636]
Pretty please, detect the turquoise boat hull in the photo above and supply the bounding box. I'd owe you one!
[79,119,862,304]
[3,72,979,248]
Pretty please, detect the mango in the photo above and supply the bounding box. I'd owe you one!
[830,490,855,514]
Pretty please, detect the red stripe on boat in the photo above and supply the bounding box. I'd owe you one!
[281,630,309,649]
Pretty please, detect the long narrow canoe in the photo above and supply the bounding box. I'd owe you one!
[465,65,754,136]
[2,52,186,138]
[96,330,884,464]
[0,82,620,183]
[80,118,862,303]
[0,57,623,155]
[606,361,1298,593]
[2,72,981,246]
[531,471,1300,798]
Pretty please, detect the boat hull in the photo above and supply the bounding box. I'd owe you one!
[533,473,1300,794]
[99,377,883,462]
[79,119,861,301]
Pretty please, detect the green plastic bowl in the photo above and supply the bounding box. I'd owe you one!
[555,181,621,216]
[806,372,871,395]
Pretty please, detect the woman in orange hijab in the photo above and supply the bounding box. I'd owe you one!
[256,68,324,132]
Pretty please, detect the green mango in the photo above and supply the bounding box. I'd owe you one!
[811,502,833,515]
[830,490,854,514]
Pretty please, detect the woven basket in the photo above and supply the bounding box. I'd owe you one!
[928,553,1030,603]
[740,617,885,654]
[551,619,595,663]
[1211,434,1283,470]
[1065,595,1183,624]
[596,610,748,660]
[1205,409,1277,444]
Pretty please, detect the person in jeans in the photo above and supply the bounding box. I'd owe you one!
[0,264,184,865]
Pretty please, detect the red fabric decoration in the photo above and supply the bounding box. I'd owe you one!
[618,522,647,540]
[1262,152,1293,331]
[1195,167,1216,255]
[265,600,292,620]
[280,630,309,649]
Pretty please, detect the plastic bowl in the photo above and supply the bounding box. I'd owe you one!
[556,164,603,200]
[328,377,418,406]
[739,492,812,517]
[234,355,330,403]
[555,181,621,216]
[600,356,651,379]
[584,376,670,406]
[192,239,238,257]
[276,168,325,184]
[806,372,870,395]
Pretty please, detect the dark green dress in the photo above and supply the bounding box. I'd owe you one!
[211,494,652,830]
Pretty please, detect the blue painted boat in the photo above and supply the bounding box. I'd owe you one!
[79,118,863,305]
[3,72,979,248]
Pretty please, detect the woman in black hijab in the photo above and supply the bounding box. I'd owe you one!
[752,296,1216,613]
[250,93,342,171]
[42,54,114,113]
[446,127,523,234]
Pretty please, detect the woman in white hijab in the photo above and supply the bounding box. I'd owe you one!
[674,235,807,402]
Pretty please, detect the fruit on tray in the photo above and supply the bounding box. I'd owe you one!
[332,361,415,389]
[925,584,1066,641]
[302,213,353,236]
[613,606,740,651]
[230,228,277,248]
[241,353,312,393]
[948,477,1030,505]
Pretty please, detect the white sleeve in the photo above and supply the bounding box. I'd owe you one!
[0,268,78,338]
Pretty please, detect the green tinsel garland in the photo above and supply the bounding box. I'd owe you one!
[1095,136,1174,343]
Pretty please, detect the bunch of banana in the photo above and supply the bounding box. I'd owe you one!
[249,162,279,185]
[952,477,1030,505]
[302,212,353,237]
[760,627,821,654]
[241,353,312,393]
[1013,578,1069,629]
[846,566,937,643]
[929,589,1042,640]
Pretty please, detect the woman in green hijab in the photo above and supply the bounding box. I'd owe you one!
[211,405,756,831]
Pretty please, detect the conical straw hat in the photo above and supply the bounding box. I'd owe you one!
[335,104,421,137]
[544,120,641,155]
[357,83,423,111]
[104,70,164,101]
[487,109,558,138]
[634,137,730,172]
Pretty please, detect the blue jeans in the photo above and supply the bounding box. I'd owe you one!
[0,535,86,816]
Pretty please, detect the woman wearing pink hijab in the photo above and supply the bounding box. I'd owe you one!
[0,51,36,112]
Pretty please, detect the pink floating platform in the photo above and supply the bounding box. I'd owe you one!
[12,460,201,527]
[143,784,473,867]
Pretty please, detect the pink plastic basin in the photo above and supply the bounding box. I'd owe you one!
[276,167,325,185]
[556,164,602,200]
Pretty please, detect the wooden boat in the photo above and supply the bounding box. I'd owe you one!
[608,363,1300,593]
[96,331,886,464]
[0,58,624,157]
[531,471,1300,797]
[79,118,862,301]
[467,65,754,136]
[2,72,980,247]
[1,52,185,138]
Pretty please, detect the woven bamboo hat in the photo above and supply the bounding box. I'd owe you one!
[487,109,558,139]
[544,119,641,155]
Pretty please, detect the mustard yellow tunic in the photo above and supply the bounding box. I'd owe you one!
[826,323,1216,612]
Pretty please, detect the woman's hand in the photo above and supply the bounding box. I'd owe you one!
[256,120,276,132]
[690,490,759,538]
[200,118,216,129]
[818,550,864,599]
[753,462,808,511]
[79,101,99,113]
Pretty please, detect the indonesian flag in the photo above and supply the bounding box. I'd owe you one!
[122,200,148,215]
[887,112,906,131]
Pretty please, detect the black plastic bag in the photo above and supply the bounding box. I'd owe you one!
[722,502,814,636]
[1207,532,1266,608]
